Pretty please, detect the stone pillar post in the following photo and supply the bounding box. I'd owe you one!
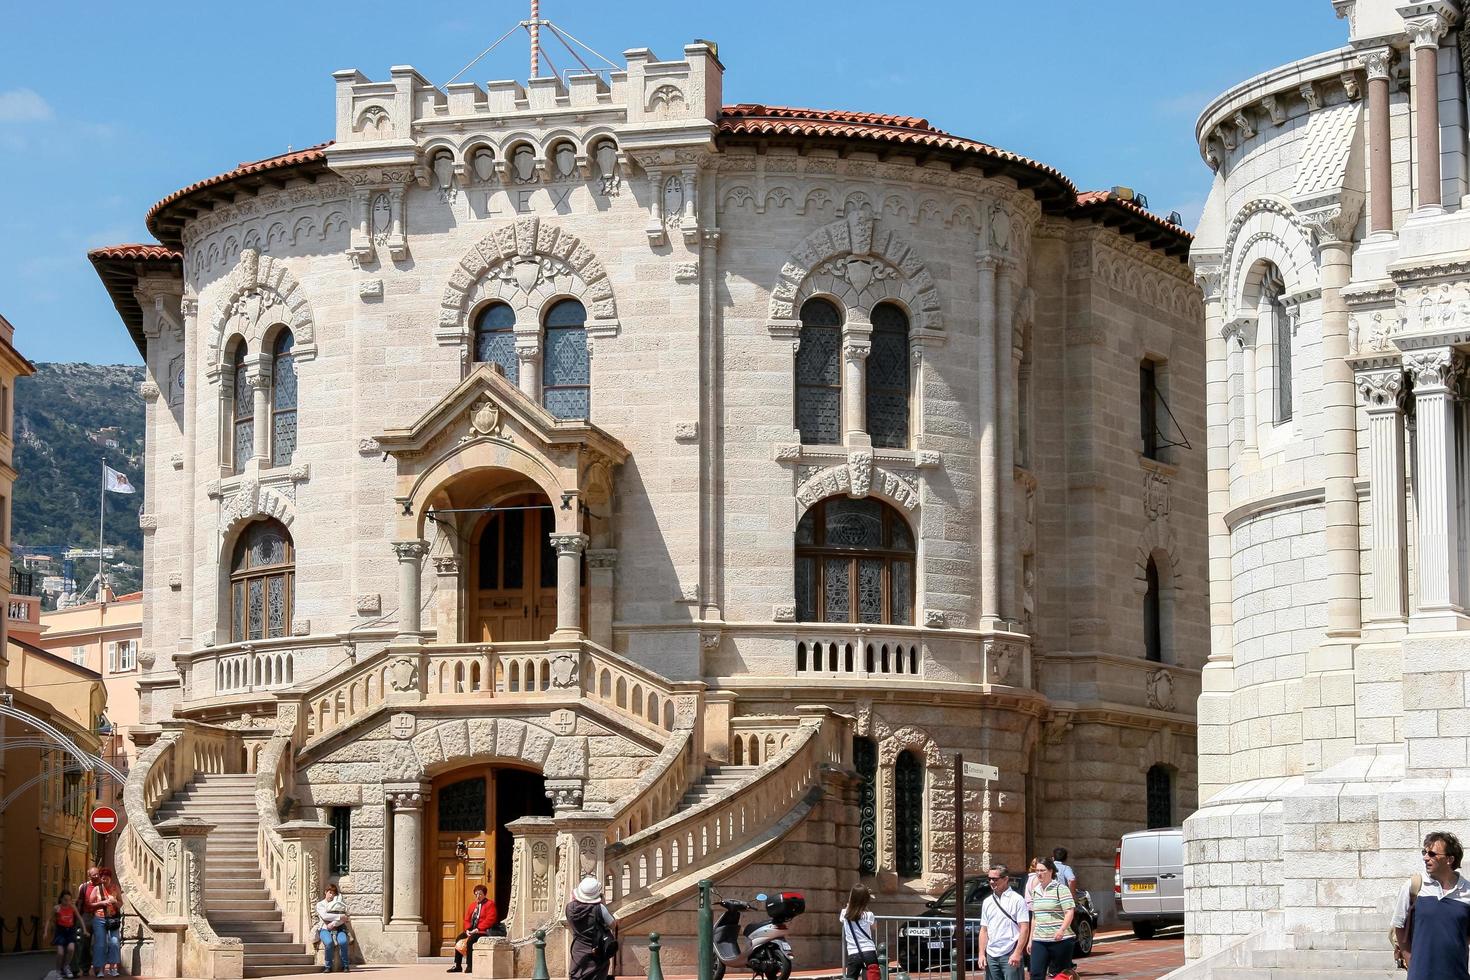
[503,816,558,937]
[516,343,540,403]
[1312,226,1363,636]
[976,255,999,625]
[277,820,335,943]
[999,291,1021,624]
[1361,47,1396,235]
[1355,359,1410,624]
[585,549,616,649]
[549,532,588,637]
[842,322,872,448]
[246,359,272,464]
[1404,345,1466,628]
[393,540,428,638]
[1407,14,1450,212]
[1239,318,1259,452]
[385,783,431,953]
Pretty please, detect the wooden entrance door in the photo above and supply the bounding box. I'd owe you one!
[431,769,493,954]
[473,496,557,642]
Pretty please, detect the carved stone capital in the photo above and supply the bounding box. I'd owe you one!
[1405,13,1450,50]
[392,540,428,561]
[1261,94,1286,126]
[245,371,272,390]
[1191,263,1224,302]
[548,532,589,557]
[1301,202,1362,244]
[1232,110,1256,142]
[139,381,161,402]
[1404,347,1464,390]
[385,784,430,811]
[1359,46,1394,80]
[1357,366,1408,410]
[843,341,871,363]
[1299,81,1322,112]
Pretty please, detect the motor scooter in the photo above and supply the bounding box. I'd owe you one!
[711,891,805,980]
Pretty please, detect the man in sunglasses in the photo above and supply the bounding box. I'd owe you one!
[1392,831,1470,979]
[976,865,1029,980]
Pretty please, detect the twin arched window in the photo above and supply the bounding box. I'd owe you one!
[795,497,915,624]
[227,329,298,472]
[472,299,590,419]
[230,519,294,642]
[795,297,911,447]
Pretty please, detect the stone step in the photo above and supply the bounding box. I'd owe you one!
[242,952,318,966]
[1252,948,1394,971]
[1215,969,1398,980]
[246,965,336,979]
[233,942,309,954]
[217,928,292,943]
[205,888,273,900]
[1295,931,1389,951]
[206,898,281,913]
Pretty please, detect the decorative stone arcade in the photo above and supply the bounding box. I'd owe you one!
[376,365,627,646]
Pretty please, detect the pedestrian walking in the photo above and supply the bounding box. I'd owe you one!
[1025,858,1075,980]
[315,883,351,973]
[75,868,102,977]
[566,877,617,980]
[838,885,878,980]
[1392,831,1470,979]
[1050,849,1077,897]
[976,866,1030,980]
[80,868,123,977]
[49,890,81,979]
[446,883,498,973]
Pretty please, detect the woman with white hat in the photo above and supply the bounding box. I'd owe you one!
[566,876,617,980]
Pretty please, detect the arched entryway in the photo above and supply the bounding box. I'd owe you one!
[468,492,588,642]
[428,764,553,954]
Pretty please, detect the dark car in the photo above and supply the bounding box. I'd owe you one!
[895,876,1099,973]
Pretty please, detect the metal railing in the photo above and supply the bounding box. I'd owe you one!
[869,914,986,977]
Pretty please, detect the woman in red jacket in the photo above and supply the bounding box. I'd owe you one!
[446,884,498,973]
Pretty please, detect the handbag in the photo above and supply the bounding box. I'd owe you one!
[845,918,879,978]
[455,938,469,956]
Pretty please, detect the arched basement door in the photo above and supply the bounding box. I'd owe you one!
[429,765,552,954]
[471,493,585,642]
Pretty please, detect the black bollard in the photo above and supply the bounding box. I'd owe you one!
[647,933,665,980]
[878,942,889,980]
[29,915,41,951]
[531,928,550,980]
[12,916,22,954]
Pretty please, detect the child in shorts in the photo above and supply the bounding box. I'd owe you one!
[50,890,80,978]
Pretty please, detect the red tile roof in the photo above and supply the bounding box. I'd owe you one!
[1070,190,1191,249]
[88,244,184,355]
[88,243,182,263]
[146,143,332,246]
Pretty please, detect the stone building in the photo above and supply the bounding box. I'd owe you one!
[1183,0,1470,973]
[90,41,1202,978]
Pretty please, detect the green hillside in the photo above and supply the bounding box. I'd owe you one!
[13,363,146,601]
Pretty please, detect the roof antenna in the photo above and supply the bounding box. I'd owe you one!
[441,4,620,89]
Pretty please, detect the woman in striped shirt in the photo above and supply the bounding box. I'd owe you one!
[1025,857,1075,979]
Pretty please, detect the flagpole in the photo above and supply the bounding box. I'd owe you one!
[98,458,106,606]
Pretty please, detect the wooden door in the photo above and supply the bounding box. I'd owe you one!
[474,499,548,643]
[431,770,494,954]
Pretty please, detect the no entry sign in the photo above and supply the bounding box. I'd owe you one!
[90,806,118,835]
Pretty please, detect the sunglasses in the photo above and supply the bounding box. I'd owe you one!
[1424,849,1448,858]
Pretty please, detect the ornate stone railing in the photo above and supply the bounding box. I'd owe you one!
[728,716,803,767]
[604,728,697,842]
[793,632,922,678]
[255,702,332,945]
[582,642,702,734]
[602,710,841,909]
[116,722,244,978]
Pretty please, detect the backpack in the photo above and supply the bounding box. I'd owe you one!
[1392,873,1423,969]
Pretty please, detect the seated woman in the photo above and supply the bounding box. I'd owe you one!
[315,884,351,974]
[447,884,499,973]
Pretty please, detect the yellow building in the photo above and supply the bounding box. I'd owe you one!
[39,591,144,780]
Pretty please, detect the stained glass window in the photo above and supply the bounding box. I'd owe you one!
[796,298,842,445]
[1146,764,1173,829]
[438,777,487,833]
[271,331,297,466]
[229,519,293,642]
[867,303,910,448]
[475,303,519,383]
[230,341,253,471]
[793,498,915,624]
[895,750,924,877]
[542,299,589,419]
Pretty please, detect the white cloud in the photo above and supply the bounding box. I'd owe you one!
[0,89,54,123]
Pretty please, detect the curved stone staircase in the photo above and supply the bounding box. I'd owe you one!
[153,773,316,978]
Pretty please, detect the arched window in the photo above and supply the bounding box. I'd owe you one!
[1144,556,1162,662]
[894,749,924,877]
[474,302,519,382]
[230,519,293,642]
[866,303,910,448]
[229,340,252,472]
[1146,764,1173,828]
[854,736,878,875]
[795,298,842,445]
[542,299,589,419]
[795,497,914,624]
[271,330,297,467]
[1264,267,1291,423]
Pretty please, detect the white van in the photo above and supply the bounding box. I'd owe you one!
[1113,827,1185,938]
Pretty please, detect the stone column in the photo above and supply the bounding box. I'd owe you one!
[1197,266,1234,661]
[996,265,1018,623]
[1223,321,1246,464]
[1239,318,1259,452]
[1407,14,1450,212]
[1312,222,1363,636]
[246,359,272,464]
[503,816,558,937]
[842,328,872,447]
[585,549,616,648]
[976,255,999,625]
[1404,346,1465,628]
[1356,359,1410,623]
[385,782,431,952]
[549,532,588,637]
[516,343,540,403]
[393,540,428,638]
[1361,47,1395,235]
[277,820,335,943]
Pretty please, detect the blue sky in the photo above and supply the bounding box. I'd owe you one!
[0,0,1345,365]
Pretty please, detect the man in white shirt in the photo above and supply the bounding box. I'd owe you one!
[976,865,1030,980]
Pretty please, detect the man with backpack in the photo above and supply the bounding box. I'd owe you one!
[977,865,1030,980]
[1392,830,1470,978]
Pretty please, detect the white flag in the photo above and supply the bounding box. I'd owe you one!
[103,465,136,495]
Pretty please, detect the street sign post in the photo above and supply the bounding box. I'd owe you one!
[953,753,964,980]
[90,805,118,835]
[962,762,998,782]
